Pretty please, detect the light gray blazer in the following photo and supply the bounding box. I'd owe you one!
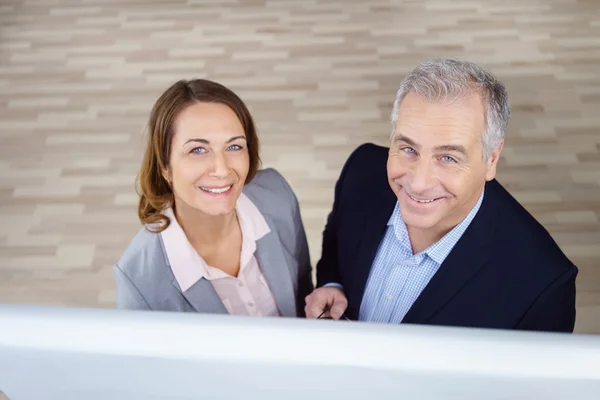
[113,168,313,318]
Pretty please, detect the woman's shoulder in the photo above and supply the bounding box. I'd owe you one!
[243,168,300,221]
[248,167,292,191]
[245,168,298,202]
[115,226,167,276]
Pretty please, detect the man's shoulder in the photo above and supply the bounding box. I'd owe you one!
[331,143,396,219]
[485,180,575,271]
[341,142,390,188]
[348,142,389,166]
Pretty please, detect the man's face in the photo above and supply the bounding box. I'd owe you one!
[387,91,503,235]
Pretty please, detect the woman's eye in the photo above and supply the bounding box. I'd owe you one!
[228,144,242,151]
[191,147,206,154]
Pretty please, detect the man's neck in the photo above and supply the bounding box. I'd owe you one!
[407,225,448,255]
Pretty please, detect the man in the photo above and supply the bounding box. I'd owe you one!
[305,58,578,332]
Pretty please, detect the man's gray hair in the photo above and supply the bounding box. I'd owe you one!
[390,58,510,160]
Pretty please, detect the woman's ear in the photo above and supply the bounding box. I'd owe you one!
[162,168,172,187]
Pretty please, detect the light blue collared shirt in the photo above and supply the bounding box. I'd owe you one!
[358,190,484,323]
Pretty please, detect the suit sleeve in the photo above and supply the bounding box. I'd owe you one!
[315,145,362,288]
[515,265,578,333]
[271,170,314,317]
[114,263,151,310]
[291,196,314,317]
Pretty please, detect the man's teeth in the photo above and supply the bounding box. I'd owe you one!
[409,194,435,203]
[200,185,232,194]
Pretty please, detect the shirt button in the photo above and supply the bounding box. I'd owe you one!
[238,281,244,287]
[248,302,254,307]
[386,295,392,301]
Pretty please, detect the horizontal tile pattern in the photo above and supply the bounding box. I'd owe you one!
[0,0,599,334]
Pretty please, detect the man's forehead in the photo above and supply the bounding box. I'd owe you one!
[398,92,485,113]
[392,122,483,151]
[396,95,485,136]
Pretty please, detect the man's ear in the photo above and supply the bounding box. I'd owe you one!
[485,139,504,181]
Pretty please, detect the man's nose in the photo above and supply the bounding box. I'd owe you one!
[408,159,436,194]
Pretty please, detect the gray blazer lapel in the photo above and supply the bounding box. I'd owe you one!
[161,212,297,317]
[255,228,297,318]
[170,278,228,315]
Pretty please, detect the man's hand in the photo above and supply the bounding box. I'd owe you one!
[305,287,348,319]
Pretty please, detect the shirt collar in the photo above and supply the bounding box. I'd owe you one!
[236,192,270,242]
[388,189,485,264]
[160,192,271,292]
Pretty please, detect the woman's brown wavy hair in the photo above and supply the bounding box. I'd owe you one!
[136,79,261,233]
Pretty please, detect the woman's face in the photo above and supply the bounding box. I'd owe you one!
[165,102,249,218]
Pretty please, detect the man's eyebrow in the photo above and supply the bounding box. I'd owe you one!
[393,135,420,149]
[394,135,468,157]
[434,144,467,156]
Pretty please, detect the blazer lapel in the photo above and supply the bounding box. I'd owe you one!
[347,186,397,319]
[171,278,228,314]
[255,217,297,318]
[163,212,296,317]
[402,188,496,324]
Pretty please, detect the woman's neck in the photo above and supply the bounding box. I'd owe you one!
[174,202,238,248]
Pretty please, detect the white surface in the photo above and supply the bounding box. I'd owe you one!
[1,304,599,399]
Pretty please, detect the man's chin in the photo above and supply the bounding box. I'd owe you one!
[403,217,440,232]
[399,206,443,229]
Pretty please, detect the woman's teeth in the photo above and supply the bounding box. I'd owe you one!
[200,185,232,194]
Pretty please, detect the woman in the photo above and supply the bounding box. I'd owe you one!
[114,79,313,318]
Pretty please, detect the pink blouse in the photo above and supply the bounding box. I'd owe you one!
[160,193,280,317]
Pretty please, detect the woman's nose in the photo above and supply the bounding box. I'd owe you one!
[209,152,229,178]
